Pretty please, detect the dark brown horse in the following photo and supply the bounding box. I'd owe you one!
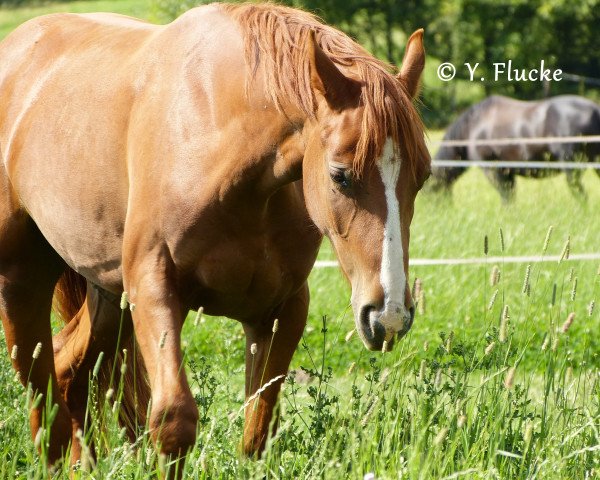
[431,95,600,201]
[0,3,430,475]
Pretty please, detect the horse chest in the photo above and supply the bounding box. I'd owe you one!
[172,197,320,319]
[190,237,313,319]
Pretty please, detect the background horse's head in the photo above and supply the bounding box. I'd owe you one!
[302,31,431,351]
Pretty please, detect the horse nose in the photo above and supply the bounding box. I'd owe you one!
[396,305,415,340]
[358,304,387,351]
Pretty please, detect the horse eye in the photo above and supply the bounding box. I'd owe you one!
[329,167,352,189]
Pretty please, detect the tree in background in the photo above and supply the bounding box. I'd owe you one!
[150,0,600,126]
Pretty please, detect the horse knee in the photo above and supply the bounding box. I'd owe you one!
[150,398,198,456]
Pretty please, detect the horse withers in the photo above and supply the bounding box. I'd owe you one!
[431,95,600,201]
[0,3,430,475]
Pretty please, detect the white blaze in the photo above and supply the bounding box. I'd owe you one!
[377,138,407,333]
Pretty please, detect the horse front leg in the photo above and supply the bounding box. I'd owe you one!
[566,169,587,202]
[485,169,516,203]
[242,283,309,456]
[124,251,198,479]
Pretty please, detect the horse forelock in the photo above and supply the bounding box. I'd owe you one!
[221,3,429,182]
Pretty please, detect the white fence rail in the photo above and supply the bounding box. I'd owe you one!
[430,135,600,170]
[314,252,600,268]
[432,160,600,169]
[430,135,600,147]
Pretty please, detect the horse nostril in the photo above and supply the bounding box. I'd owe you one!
[359,304,376,329]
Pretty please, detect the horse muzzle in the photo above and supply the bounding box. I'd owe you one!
[355,302,415,351]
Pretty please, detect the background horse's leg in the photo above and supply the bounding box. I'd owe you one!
[0,175,72,463]
[565,169,587,202]
[485,169,516,203]
[124,253,198,479]
[242,283,309,456]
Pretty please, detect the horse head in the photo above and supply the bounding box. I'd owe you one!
[302,31,431,351]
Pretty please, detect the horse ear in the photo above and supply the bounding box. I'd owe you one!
[307,30,361,110]
[398,29,425,98]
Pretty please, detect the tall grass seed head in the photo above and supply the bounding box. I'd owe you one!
[561,312,575,333]
[551,335,559,351]
[589,300,595,317]
[504,366,516,389]
[250,343,257,355]
[345,329,355,342]
[433,427,449,446]
[522,264,531,294]
[499,228,505,252]
[445,331,454,354]
[484,234,488,255]
[32,342,42,360]
[434,369,442,388]
[412,278,422,299]
[488,289,499,310]
[272,318,279,333]
[559,236,570,263]
[194,306,204,326]
[570,277,578,301]
[417,290,426,315]
[120,291,129,310]
[490,265,500,286]
[34,427,45,450]
[484,341,496,355]
[542,225,553,253]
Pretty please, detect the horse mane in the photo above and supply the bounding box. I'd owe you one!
[221,3,429,179]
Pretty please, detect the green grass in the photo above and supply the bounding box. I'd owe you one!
[0,163,597,479]
[0,0,151,39]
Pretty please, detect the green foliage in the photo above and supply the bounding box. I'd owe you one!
[149,0,200,23]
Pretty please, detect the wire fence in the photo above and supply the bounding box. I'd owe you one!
[430,134,600,170]
[314,252,600,269]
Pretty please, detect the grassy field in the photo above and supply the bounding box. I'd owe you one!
[0,164,597,478]
[1,1,599,479]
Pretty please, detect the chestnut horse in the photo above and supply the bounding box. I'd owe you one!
[0,3,430,475]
